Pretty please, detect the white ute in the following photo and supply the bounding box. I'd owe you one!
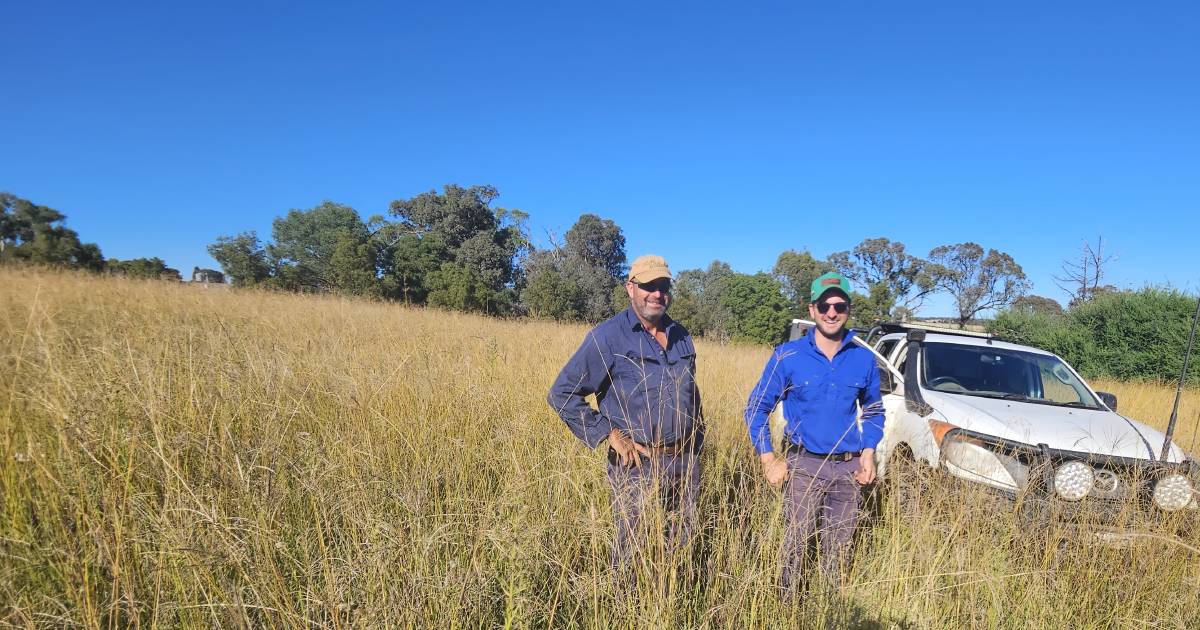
[785,320,1198,525]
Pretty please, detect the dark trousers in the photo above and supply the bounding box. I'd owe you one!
[780,452,863,595]
[606,451,701,571]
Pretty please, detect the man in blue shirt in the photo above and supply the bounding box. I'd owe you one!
[548,255,704,570]
[744,271,883,595]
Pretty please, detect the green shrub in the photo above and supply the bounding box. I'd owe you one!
[719,273,791,345]
[990,288,1199,383]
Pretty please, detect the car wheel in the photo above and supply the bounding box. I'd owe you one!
[885,446,932,519]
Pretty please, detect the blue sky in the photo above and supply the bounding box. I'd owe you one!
[3,1,1197,316]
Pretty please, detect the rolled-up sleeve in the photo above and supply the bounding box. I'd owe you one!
[744,346,788,455]
[547,331,615,449]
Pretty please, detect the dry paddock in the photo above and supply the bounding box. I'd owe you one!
[2,267,1199,628]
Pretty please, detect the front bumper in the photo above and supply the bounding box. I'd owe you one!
[939,427,1197,525]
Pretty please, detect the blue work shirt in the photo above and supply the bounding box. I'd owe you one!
[744,330,883,455]
[548,307,704,449]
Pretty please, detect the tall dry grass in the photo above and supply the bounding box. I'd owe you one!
[2,267,1199,628]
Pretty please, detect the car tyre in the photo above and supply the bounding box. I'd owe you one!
[885,446,932,520]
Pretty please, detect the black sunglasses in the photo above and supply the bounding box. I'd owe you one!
[815,300,849,315]
[635,280,672,293]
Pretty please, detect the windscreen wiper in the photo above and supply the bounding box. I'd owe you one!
[964,391,1030,402]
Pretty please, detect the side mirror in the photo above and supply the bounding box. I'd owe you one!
[879,367,896,395]
[1097,391,1118,411]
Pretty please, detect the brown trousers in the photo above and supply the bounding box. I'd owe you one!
[780,452,864,595]
[606,451,701,570]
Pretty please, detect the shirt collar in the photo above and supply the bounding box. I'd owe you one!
[803,326,857,354]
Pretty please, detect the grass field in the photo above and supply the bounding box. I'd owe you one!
[3,267,1199,628]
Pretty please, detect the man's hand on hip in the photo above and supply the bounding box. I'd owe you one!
[760,452,788,488]
[853,448,877,485]
[608,428,650,468]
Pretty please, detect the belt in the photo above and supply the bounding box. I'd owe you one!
[782,441,860,462]
[641,442,683,457]
[607,441,688,465]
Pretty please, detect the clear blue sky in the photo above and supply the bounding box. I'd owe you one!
[4,1,1197,316]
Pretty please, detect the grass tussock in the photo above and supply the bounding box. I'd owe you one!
[2,267,1199,628]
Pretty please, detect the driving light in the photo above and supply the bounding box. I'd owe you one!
[1152,474,1194,512]
[1053,461,1094,501]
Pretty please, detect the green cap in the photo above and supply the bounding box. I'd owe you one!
[810,271,852,303]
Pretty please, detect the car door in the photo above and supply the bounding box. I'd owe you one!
[882,342,944,471]
[854,336,908,470]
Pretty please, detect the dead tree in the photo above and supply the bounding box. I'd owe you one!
[1053,236,1116,306]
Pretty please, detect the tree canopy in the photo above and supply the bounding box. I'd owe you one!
[928,242,1030,328]
[773,250,833,313]
[0,192,104,270]
[521,213,626,322]
[268,201,372,293]
[107,257,182,281]
[720,273,791,345]
[207,232,271,287]
[670,261,736,340]
[830,237,934,322]
[1011,295,1064,318]
[384,185,528,312]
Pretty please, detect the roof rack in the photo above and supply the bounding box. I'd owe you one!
[877,321,992,337]
[790,318,908,343]
[866,321,997,346]
[790,319,1000,346]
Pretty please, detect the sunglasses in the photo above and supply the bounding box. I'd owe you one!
[635,280,672,294]
[815,300,849,315]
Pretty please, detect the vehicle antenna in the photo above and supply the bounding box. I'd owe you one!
[1161,295,1200,461]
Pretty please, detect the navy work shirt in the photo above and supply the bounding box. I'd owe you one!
[744,330,883,455]
[548,307,704,449]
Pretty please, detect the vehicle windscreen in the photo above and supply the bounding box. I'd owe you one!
[922,342,1102,409]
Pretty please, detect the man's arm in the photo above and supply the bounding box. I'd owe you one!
[547,331,617,449]
[745,347,790,486]
[745,347,789,455]
[858,357,885,450]
[690,353,705,432]
[855,356,885,484]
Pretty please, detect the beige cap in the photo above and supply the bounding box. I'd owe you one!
[628,254,672,283]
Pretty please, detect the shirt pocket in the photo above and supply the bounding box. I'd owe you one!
[613,350,658,377]
[835,376,866,406]
[674,347,697,372]
[792,371,825,403]
[668,349,698,393]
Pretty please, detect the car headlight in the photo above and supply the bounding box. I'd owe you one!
[930,421,1027,490]
[1153,474,1194,512]
[1053,461,1094,501]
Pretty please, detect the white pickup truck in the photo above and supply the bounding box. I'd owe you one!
[784,320,1198,525]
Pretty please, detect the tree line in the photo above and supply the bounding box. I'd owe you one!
[197,184,1038,343]
[4,185,1042,345]
[8,186,1192,383]
[0,192,193,281]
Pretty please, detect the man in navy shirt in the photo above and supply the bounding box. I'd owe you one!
[548,254,703,571]
[744,271,883,594]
